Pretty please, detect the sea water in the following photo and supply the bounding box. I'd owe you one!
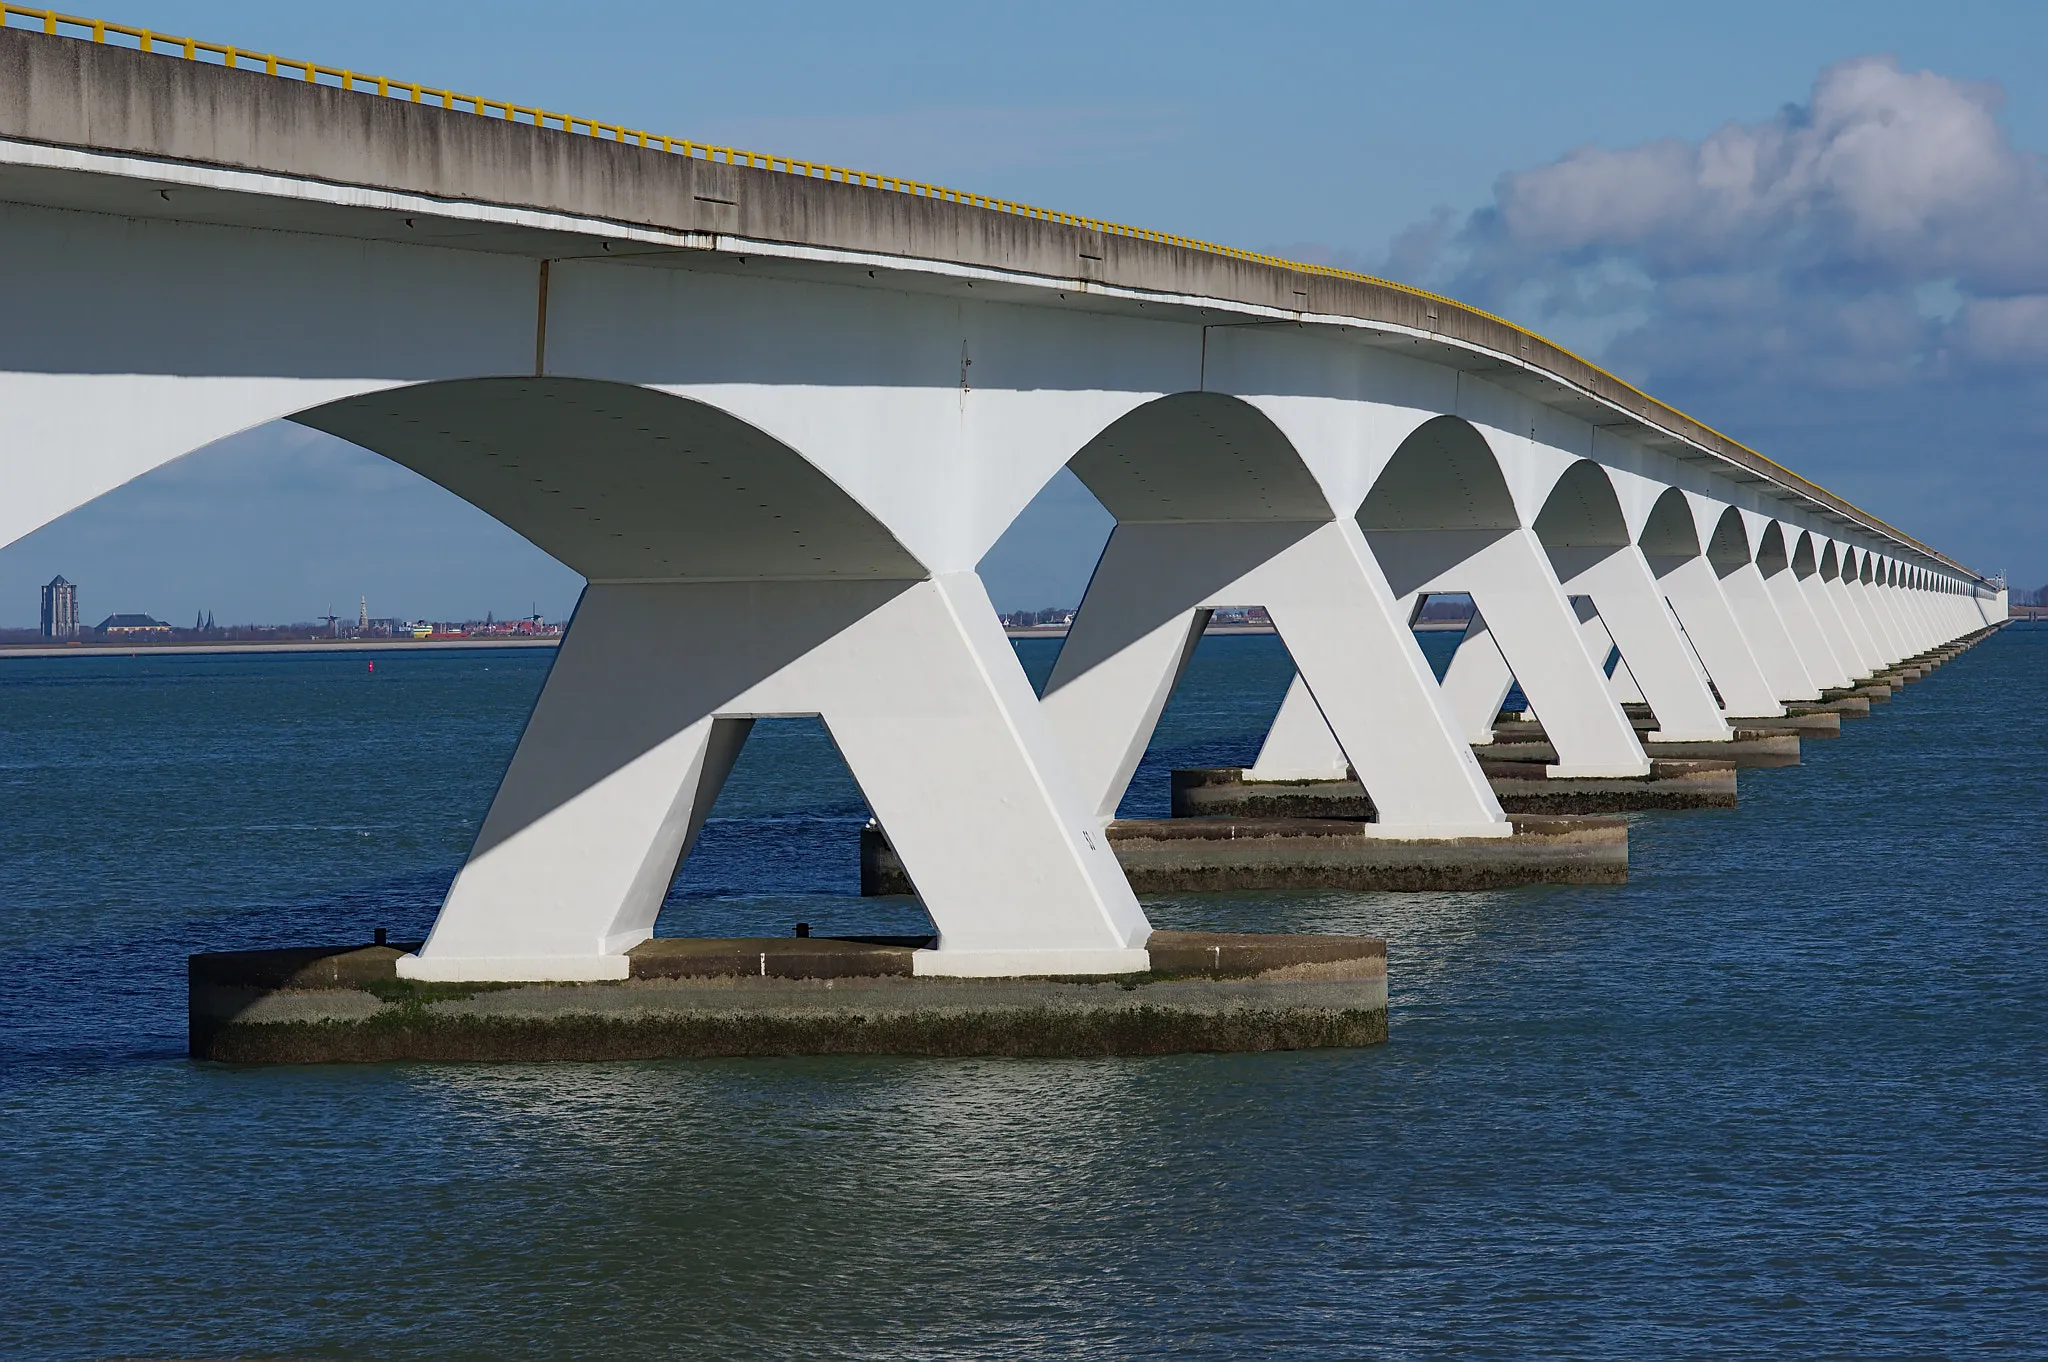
[2,628,2042,1358]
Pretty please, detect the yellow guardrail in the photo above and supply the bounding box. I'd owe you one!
[0,4,1965,571]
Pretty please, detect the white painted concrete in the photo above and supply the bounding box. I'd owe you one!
[0,131,1992,979]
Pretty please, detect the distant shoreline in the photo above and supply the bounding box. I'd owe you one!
[0,638,561,659]
[3,617,1475,656]
[1004,619,1473,639]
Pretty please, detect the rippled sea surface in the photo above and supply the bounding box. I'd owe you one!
[3,628,2043,1359]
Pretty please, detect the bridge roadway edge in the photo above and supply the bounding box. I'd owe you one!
[0,24,1986,580]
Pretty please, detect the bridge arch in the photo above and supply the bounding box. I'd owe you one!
[293,376,1148,977]
[297,377,924,583]
[1706,506,1753,575]
[1756,522,1791,576]
[1355,422,1652,773]
[1357,415,1518,532]
[1638,487,1703,562]
[1063,391,1332,524]
[1790,529,1820,579]
[1533,460,1630,549]
[1040,397,1510,833]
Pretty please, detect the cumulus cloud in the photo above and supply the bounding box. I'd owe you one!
[1383,56,2048,582]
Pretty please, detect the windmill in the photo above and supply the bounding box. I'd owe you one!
[318,607,341,637]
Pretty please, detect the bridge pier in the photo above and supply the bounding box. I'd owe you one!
[1041,518,1508,839]
[405,575,1150,981]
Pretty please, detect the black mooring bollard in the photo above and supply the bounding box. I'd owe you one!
[795,923,810,938]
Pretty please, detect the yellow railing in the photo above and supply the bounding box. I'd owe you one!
[0,4,1959,568]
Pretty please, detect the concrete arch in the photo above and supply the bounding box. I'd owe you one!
[1357,415,1519,532]
[291,380,1149,979]
[1757,522,1790,576]
[1698,504,1814,703]
[298,377,925,582]
[1640,488,1704,560]
[1757,522,1850,689]
[1065,391,1334,524]
[1534,460,1632,548]
[1359,425,1650,773]
[1533,463,1728,736]
[1043,395,1508,834]
[1791,530,1820,578]
[1707,507,1753,571]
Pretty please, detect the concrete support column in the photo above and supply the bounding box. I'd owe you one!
[1901,582,1941,650]
[1851,573,1906,664]
[1795,564,1869,682]
[1570,600,1647,705]
[1366,527,1649,777]
[1822,562,1884,674]
[1550,545,1730,741]
[1718,561,1820,702]
[1044,519,1507,837]
[1435,611,1517,744]
[1765,562,1851,690]
[1654,555,1785,717]
[1045,519,1507,837]
[406,575,1148,981]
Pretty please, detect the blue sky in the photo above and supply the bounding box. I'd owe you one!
[6,0,2045,624]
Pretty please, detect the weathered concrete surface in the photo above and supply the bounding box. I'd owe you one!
[189,930,1387,1061]
[0,24,1979,568]
[1484,726,1800,768]
[865,815,1626,895]
[1170,760,1735,818]
[1790,697,1869,719]
[1609,703,1838,739]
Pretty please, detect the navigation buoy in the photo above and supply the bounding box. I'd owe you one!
[367,660,375,674]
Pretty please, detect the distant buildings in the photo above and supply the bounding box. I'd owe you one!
[97,613,172,636]
[39,577,79,639]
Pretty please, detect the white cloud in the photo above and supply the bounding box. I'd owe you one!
[1379,55,2048,583]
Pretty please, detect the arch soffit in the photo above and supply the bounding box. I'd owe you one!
[1357,414,1519,533]
[1639,486,1705,561]
[1705,504,1754,574]
[1065,391,1333,524]
[1534,460,1631,550]
[1789,528,1820,578]
[1755,521,1791,575]
[295,377,926,583]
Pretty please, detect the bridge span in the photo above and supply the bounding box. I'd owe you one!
[0,19,2005,989]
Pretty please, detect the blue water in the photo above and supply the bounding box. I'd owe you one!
[3,629,2043,1358]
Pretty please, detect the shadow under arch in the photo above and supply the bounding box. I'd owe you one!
[1044,391,1334,687]
[1066,390,1332,524]
[1818,539,1843,583]
[1534,460,1630,551]
[1356,415,1519,599]
[1790,529,1820,579]
[1358,415,1518,533]
[1757,522,1790,576]
[1706,506,1753,577]
[1639,487,1704,565]
[295,377,939,888]
[294,377,925,583]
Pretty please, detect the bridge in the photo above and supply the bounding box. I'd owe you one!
[0,16,2005,990]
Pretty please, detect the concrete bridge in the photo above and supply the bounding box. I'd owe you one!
[0,21,2004,984]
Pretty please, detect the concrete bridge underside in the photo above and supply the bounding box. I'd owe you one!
[0,26,2003,980]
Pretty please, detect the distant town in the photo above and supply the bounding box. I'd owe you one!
[9,576,2040,652]
[3,577,563,650]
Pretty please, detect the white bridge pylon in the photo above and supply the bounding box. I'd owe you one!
[0,189,1996,980]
